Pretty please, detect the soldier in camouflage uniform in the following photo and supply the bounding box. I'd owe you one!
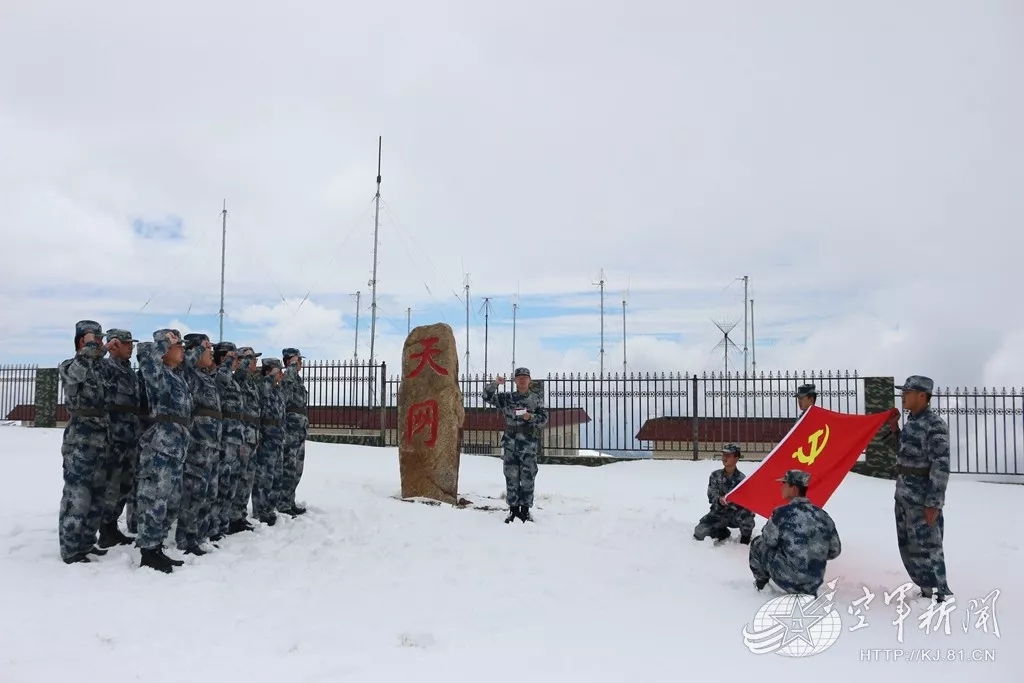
[252,358,286,525]
[58,320,112,564]
[749,470,841,595]
[482,367,549,523]
[135,329,192,573]
[212,342,251,537]
[890,375,952,601]
[795,383,816,414]
[175,334,222,555]
[277,347,308,516]
[126,364,149,535]
[98,328,142,548]
[693,444,755,544]
[231,346,263,531]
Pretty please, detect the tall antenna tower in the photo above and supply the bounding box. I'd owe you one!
[464,274,470,379]
[750,298,756,375]
[352,291,361,360]
[218,200,227,343]
[711,319,740,417]
[593,268,606,450]
[511,293,518,376]
[621,284,629,376]
[368,136,383,370]
[480,297,492,378]
[742,275,749,377]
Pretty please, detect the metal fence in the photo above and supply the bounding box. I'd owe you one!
[1,362,1020,476]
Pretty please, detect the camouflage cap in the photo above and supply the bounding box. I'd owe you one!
[262,357,283,370]
[153,328,184,345]
[896,375,934,393]
[183,333,210,350]
[722,443,741,457]
[75,320,103,337]
[776,469,811,488]
[105,328,138,343]
[238,346,262,358]
[795,383,817,398]
[282,347,303,360]
[514,367,531,377]
[214,341,237,353]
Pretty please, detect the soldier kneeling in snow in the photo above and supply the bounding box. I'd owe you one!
[693,444,755,544]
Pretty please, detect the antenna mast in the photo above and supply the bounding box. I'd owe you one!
[368,136,382,369]
[464,274,470,378]
[711,319,740,417]
[481,297,492,378]
[750,298,756,374]
[352,291,361,360]
[218,200,227,343]
[594,269,606,450]
[742,275,749,377]
[511,293,518,376]
[622,290,628,375]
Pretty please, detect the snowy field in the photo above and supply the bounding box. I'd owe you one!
[1,426,1017,682]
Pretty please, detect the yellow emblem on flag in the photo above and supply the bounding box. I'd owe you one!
[792,425,831,466]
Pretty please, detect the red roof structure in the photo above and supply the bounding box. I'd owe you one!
[635,416,796,443]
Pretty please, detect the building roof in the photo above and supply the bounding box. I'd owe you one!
[5,404,592,431]
[635,416,797,443]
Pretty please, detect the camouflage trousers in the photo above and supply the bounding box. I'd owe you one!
[748,536,822,596]
[694,505,755,540]
[502,438,539,508]
[251,433,284,518]
[277,429,306,508]
[101,440,138,526]
[58,432,109,561]
[211,442,241,534]
[135,424,188,551]
[175,441,217,550]
[230,441,257,522]
[895,500,950,593]
[197,446,222,539]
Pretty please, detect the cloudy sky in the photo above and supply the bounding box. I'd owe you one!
[1,0,1021,390]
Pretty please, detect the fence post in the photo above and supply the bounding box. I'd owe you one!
[33,367,59,428]
[852,376,898,479]
[691,375,699,461]
[379,361,387,445]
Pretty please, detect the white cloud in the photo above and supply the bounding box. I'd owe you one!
[0,0,1022,389]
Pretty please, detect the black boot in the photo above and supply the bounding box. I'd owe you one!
[739,532,751,545]
[518,505,533,522]
[259,513,277,526]
[755,577,769,591]
[98,521,133,548]
[504,507,517,523]
[140,548,175,574]
[155,547,184,567]
[87,546,108,556]
[183,545,207,556]
[63,552,91,564]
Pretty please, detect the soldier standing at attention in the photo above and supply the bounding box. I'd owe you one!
[749,470,841,595]
[482,367,549,523]
[795,384,817,414]
[58,320,112,564]
[232,346,263,531]
[135,329,192,573]
[126,364,149,535]
[176,334,222,555]
[212,342,250,536]
[278,347,308,516]
[889,375,952,601]
[692,444,755,544]
[98,328,141,549]
[252,358,286,526]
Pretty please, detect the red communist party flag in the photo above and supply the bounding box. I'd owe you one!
[723,405,900,519]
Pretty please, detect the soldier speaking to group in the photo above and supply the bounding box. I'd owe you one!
[56,321,310,573]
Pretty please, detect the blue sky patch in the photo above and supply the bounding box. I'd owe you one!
[132,215,185,240]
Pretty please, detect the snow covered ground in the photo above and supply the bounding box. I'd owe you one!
[1,425,1017,682]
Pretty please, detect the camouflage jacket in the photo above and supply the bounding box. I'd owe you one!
[482,380,549,441]
[259,376,286,442]
[236,369,263,444]
[59,341,109,442]
[182,346,222,446]
[102,356,141,445]
[280,364,309,435]
[707,467,746,510]
[215,358,246,445]
[895,407,951,509]
[760,497,841,594]
[137,341,193,434]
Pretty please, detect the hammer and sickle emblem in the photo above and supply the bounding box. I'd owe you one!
[792,425,830,466]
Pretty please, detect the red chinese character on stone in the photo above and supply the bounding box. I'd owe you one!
[405,399,439,447]
[406,337,448,378]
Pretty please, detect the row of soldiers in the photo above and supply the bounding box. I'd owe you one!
[58,321,309,573]
[692,379,951,602]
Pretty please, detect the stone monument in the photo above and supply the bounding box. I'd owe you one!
[398,323,465,504]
